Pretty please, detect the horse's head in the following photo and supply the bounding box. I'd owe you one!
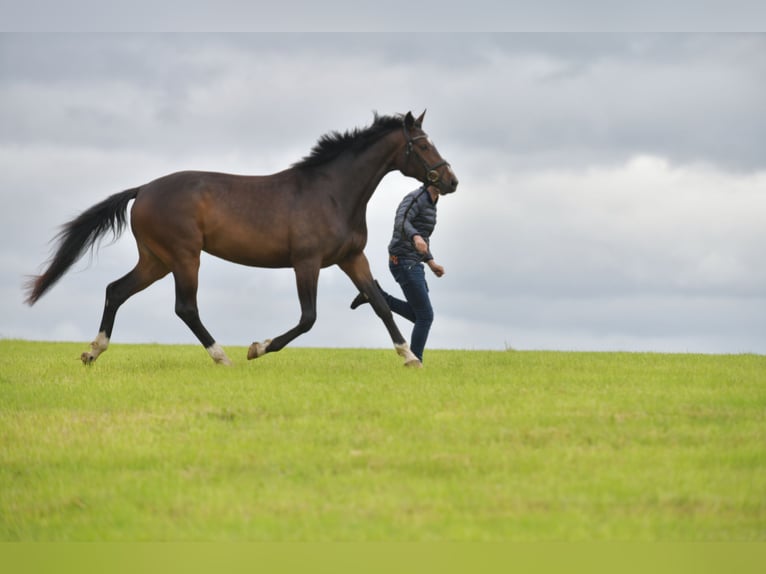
[398,111,459,195]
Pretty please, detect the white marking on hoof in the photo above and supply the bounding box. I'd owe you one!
[81,332,109,365]
[247,339,272,360]
[395,343,421,367]
[207,343,232,366]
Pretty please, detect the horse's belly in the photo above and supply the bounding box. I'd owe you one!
[203,232,292,268]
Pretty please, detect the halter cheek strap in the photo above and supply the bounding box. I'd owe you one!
[402,123,451,187]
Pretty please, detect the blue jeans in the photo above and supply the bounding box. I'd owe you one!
[383,260,434,362]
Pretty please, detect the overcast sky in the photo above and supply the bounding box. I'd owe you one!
[1,32,764,355]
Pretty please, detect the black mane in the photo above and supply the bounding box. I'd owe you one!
[293,113,404,170]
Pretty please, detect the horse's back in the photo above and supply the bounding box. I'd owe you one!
[130,170,298,267]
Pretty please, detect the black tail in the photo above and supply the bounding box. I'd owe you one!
[25,187,140,305]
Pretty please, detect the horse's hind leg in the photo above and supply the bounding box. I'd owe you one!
[339,252,420,367]
[82,249,168,364]
[172,255,232,366]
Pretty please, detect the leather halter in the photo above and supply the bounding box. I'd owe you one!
[402,122,451,187]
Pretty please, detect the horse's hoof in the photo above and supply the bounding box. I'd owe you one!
[247,339,272,360]
[80,352,95,366]
[211,353,232,366]
[207,343,232,366]
[395,343,421,367]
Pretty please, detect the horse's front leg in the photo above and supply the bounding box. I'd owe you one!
[338,252,421,367]
[247,260,320,360]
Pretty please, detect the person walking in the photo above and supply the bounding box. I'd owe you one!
[351,183,445,367]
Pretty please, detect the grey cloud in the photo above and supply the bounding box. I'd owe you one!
[444,34,766,171]
[2,34,764,170]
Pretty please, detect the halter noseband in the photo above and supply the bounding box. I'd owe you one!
[402,122,450,187]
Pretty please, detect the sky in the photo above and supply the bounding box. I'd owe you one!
[1,30,765,355]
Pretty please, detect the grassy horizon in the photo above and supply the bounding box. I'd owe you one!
[1,340,764,541]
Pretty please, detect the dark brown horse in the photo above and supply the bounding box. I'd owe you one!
[25,111,458,366]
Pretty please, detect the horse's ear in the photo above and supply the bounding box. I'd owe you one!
[404,111,415,128]
[416,109,426,127]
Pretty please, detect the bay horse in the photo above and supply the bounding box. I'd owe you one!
[25,111,459,366]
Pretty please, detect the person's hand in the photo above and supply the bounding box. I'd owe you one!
[413,235,429,254]
[428,260,445,277]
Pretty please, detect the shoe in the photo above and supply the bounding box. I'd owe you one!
[350,291,368,310]
[350,280,382,310]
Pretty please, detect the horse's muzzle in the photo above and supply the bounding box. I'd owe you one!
[439,166,459,194]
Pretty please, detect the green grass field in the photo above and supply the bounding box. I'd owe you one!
[1,340,764,541]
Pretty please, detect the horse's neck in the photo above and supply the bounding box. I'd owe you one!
[336,133,402,217]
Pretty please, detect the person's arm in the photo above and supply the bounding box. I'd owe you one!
[399,197,422,244]
[427,259,445,277]
[415,237,444,277]
[412,234,429,255]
